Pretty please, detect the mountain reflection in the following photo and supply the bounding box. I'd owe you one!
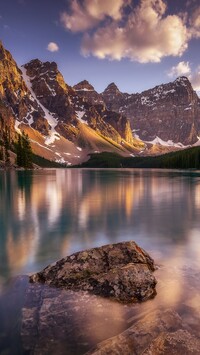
[0,169,200,281]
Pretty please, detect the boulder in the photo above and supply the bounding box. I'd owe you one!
[30,241,157,303]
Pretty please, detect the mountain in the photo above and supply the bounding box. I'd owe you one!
[0,42,143,166]
[73,80,104,105]
[1,40,200,167]
[102,77,200,146]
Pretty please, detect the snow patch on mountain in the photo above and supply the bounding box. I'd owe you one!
[21,66,60,145]
[30,139,54,152]
[75,88,93,92]
[76,111,88,124]
[41,77,56,96]
[147,136,186,148]
[193,137,200,146]
[132,129,141,140]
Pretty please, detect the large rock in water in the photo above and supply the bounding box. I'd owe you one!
[30,241,157,302]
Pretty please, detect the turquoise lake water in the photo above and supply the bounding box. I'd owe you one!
[1,168,200,353]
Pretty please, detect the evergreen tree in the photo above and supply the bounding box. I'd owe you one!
[16,132,33,168]
[0,144,3,161]
[2,128,10,165]
[5,146,10,164]
[21,132,33,168]
[16,134,23,166]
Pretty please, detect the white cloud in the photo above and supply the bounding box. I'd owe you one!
[168,61,191,77]
[60,0,200,64]
[82,0,188,63]
[47,42,59,52]
[60,0,128,32]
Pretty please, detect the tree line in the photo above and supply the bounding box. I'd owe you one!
[0,114,33,168]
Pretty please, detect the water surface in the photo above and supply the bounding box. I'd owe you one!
[1,168,200,353]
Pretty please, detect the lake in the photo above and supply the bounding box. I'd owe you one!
[1,168,200,353]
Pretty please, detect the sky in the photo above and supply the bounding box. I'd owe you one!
[0,0,200,94]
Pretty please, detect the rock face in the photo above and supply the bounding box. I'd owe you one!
[102,82,126,112]
[0,41,143,165]
[24,60,140,147]
[73,80,104,105]
[0,41,46,144]
[24,59,75,124]
[23,59,134,148]
[102,77,200,145]
[30,241,156,303]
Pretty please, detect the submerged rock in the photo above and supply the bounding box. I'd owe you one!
[30,241,157,302]
[86,310,200,355]
[143,329,200,355]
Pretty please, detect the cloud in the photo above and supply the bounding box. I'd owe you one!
[189,6,200,37]
[47,42,59,52]
[60,0,200,64]
[168,61,191,77]
[60,0,128,32]
[82,0,188,63]
[186,0,199,7]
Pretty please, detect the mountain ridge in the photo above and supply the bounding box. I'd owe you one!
[0,41,144,166]
[73,75,200,146]
[101,76,200,145]
[0,41,200,167]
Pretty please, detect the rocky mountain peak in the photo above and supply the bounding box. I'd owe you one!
[0,41,6,59]
[102,82,125,112]
[24,59,69,97]
[73,80,104,106]
[73,80,95,92]
[0,41,32,105]
[0,41,13,62]
[173,76,194,93]
[24,58,42,68]
[174,76,191,85]
[103,82,120,94]
[24,60,58,80]
[103,76,200,145]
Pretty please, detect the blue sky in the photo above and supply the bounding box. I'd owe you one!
[1,0,200,93]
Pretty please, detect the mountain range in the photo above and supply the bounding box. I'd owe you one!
[0,41,200,166]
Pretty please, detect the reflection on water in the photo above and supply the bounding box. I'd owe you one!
[1,168,200,353]
[1,169,200,281]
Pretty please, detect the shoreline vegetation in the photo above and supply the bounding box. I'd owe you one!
[1,145,200,170]
[74,145,200,169]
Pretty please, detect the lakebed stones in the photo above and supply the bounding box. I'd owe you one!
[30,241,157,303]
[86,310,200,355]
